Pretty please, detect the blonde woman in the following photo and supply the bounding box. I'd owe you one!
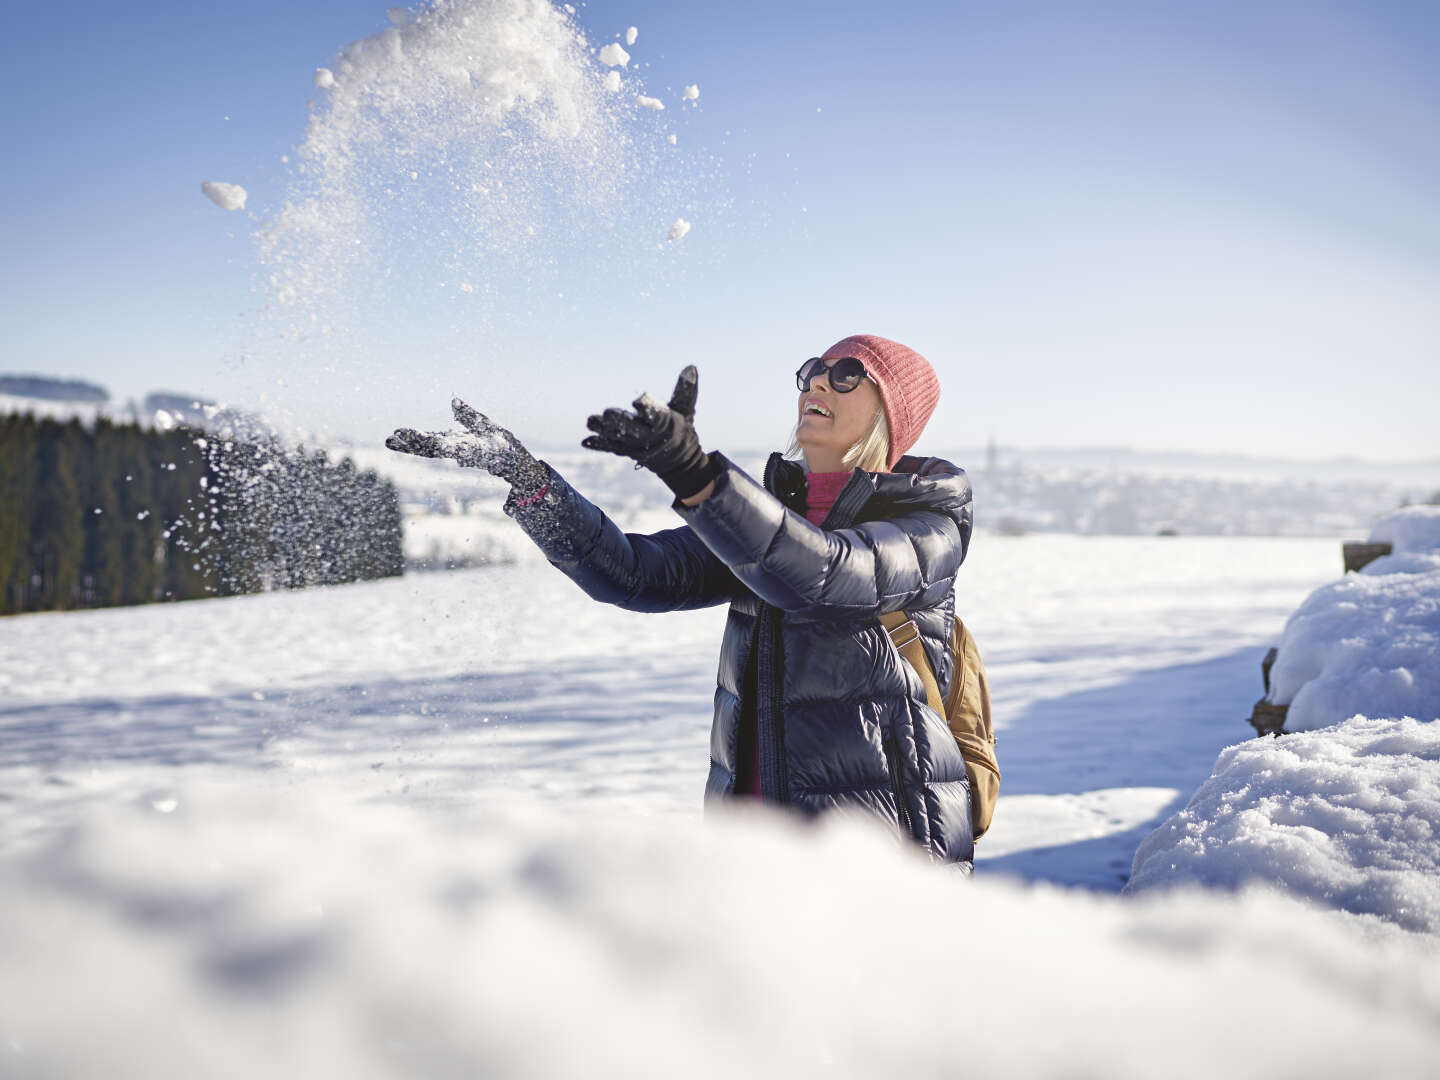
[389,334,976,868]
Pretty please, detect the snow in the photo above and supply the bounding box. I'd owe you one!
[1127,716,1440,932]
[668,133,677,144]
[636,94,665,110]
[314,66,336,89]
[11,512,1437,1070]
[667,217,691,240]
[200,180,247,211]
[625,26,638,46]
[1266,507,1440,731]
[683,83,699,100]
[598,42,629,67]
[602,69,621,92]
[3,778,1440,1079]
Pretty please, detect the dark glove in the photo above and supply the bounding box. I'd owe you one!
[387,398,549,498]
[581,366,717,500]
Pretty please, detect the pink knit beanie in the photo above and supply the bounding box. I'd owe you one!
[821,333,940,470]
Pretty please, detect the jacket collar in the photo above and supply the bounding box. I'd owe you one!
[763,452,970,530]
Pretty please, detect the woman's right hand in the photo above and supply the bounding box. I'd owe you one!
[387,398,548,494]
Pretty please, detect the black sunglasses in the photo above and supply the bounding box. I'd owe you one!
[796,356,869,393]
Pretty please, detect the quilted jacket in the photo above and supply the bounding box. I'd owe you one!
[505,450,976,868]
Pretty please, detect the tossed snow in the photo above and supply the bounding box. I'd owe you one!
[667,133,677,144]
[602,69,621,92]
[683,83,699,100]
[314,66,336,89]
[1127,716,1440,932]
[636,94,665,111]
[1266,507,1440,731]
[625,26,637,45]
[667,217,690,240]
[598,42,629,67]
[200,181,247,211]
[387,6,407,26]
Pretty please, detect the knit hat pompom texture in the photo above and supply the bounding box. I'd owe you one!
[821,334,940,470]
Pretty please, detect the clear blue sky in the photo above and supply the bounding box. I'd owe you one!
[3,0,1437,461]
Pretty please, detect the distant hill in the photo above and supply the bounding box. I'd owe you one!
[0,375,108,403]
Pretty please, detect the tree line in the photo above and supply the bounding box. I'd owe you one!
[0,414,403,615]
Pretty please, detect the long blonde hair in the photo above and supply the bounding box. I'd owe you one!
[785,404,891,473]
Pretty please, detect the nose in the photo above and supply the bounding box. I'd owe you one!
[809,369,832,394]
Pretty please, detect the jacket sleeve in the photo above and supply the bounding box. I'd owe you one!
[503,462,738,613]
[674,453,970,619]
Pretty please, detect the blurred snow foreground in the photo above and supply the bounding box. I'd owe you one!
[3,781,1440,1080]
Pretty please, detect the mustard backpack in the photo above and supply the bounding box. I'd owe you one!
[879,610,1000,839]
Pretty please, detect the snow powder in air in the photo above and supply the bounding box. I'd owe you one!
[200,181,247,211]
[625,26,637,45]
[598,42,630,67]
[683,84,699,100]
[667,218,690,241]
[636,95,664,111]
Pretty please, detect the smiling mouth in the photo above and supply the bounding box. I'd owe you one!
[803,399,833,418]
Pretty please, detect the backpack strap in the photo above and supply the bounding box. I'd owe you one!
[879,610,945,717]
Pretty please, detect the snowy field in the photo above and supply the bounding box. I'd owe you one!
[12,528,1440,1076]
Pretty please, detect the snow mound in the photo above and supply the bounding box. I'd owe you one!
[1264,516,1440,730]
[1370,505,1440,557]
[1126,716,1440,933]
[200,181,247,211]
[3,780,1440,1078]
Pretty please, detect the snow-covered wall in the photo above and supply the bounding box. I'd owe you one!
[1266,506,1440,731]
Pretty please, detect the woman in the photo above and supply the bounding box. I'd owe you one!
[388,334,976,869]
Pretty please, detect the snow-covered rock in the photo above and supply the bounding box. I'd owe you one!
[1126,715,1440,933]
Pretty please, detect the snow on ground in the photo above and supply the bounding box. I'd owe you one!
[1267,506,1440,731]
[1127,716,1440,932]
[10,521,1435,1074]
[3,781,1440,1079]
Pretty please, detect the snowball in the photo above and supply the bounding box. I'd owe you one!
[314,67,336,89]
[200,181,247,211]
[598,43,629,67]
[602,70,621,93]
[667,218,690,241]
[635,95,664,111]
[625,26,637,46]
[682,84,699,100]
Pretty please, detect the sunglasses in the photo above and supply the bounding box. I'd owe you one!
[796,356,869,393]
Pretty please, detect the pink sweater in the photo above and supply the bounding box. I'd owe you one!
[735,470,853,798]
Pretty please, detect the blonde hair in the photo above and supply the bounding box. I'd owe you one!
[786,404,891,473]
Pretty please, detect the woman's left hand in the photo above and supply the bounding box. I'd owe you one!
[582,366,717,501]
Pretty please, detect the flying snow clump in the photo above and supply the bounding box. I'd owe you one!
[314,67,336,89]
[201,181,247,211]
[603,70,621,92]
[625,26,638,45]
[598,43,629,67]
[636,95,664,111]
[667,218,691,241]
[682,84,699,100]
[667,133,677,145]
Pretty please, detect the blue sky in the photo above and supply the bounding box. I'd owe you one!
[2,0,1437,461]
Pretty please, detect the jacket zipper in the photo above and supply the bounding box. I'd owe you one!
[883,728,913,838]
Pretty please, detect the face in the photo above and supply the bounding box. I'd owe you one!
[795,359,882,461]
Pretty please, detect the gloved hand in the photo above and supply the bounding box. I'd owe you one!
[387,398,549,498]
[581,365,717,500]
